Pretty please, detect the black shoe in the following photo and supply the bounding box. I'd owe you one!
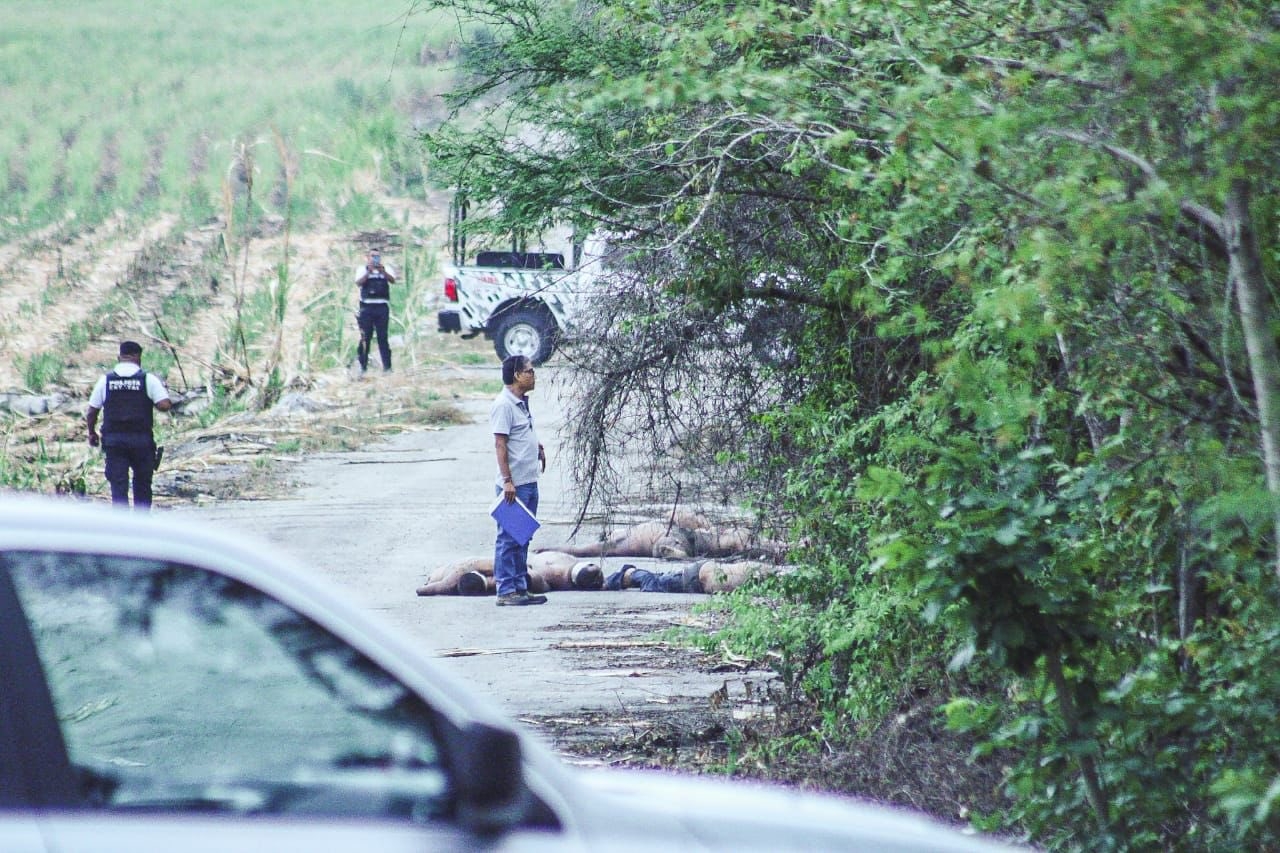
[496,591,548,606]
[497,591,536,606]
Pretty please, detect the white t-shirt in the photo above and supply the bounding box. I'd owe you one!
[88,362,170,408]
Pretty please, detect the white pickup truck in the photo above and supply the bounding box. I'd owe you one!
[436,250,592,365]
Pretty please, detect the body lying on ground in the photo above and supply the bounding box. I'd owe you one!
[416,553,780,597]
[416,552,604,596]
[604,560,778,594]
[553,515,788,561]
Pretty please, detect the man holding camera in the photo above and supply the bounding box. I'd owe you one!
[85,340,172,510]
[355,247,397,373]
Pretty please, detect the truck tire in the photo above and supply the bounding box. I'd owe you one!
[493,306,558,366]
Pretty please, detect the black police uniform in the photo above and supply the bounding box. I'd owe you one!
[357,267,392,371]
[101,370,159,508]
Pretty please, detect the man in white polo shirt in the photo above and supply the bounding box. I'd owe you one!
[490,354,548,606]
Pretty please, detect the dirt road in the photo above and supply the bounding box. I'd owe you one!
[175,364,772,759]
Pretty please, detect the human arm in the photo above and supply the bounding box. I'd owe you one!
[494,434,516,502]
[86,376,106,447]
[85,406,100,447]
[147,374,172,412]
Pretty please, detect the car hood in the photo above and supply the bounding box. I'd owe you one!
[574,767,1017,852]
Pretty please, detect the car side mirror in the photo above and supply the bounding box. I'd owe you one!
[452,722,528,836]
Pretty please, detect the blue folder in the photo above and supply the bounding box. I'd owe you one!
[490,495,540,545]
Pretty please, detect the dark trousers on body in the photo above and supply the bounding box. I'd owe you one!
[605,565,701,593]
[357,302,391,371]
[103,434,156,510]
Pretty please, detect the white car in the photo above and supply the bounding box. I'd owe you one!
[0,496,1018,852]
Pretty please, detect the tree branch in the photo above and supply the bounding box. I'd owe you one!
[1043,129,1227,244]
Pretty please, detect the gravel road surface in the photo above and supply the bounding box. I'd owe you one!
[175,366,769,751]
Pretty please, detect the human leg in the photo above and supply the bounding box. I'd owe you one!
[639,570,689,593]
[493,528,524,597]
[372,304,391,370]
[103,447,131,506]
[130,443,156,510]
[513,483,541,597]
[493,486,527,597]
[494,483,545,603]
[519,482,539,517]
[604,565,687,592]
[356,307,375,371]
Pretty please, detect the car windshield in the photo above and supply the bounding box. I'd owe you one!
[4,550,449,821]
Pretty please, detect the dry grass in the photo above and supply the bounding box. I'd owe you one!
[525,653,1010,834]
[0,190,500,500]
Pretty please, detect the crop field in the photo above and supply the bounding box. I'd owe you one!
[0,0,495,493]
[0,0,456,238]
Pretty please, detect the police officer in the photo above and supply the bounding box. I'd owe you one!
[85,340,172,509]
[355,247,396,373]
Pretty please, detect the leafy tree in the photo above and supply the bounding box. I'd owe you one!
[413,0,1280,847]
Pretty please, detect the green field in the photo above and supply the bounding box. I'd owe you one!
[0,0,454,237]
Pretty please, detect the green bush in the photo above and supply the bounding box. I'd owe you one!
[20,351,65,392]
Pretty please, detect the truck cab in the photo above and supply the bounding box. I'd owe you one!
[437,250,591,366]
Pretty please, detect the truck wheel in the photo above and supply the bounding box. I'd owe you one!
[493,307,558,366]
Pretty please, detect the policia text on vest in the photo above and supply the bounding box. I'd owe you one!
[85,340,173,509]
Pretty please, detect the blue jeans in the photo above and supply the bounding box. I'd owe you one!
[605,567,691,593]
[493,482,538,596]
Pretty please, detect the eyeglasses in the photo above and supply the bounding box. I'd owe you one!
[518,368,535,375]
